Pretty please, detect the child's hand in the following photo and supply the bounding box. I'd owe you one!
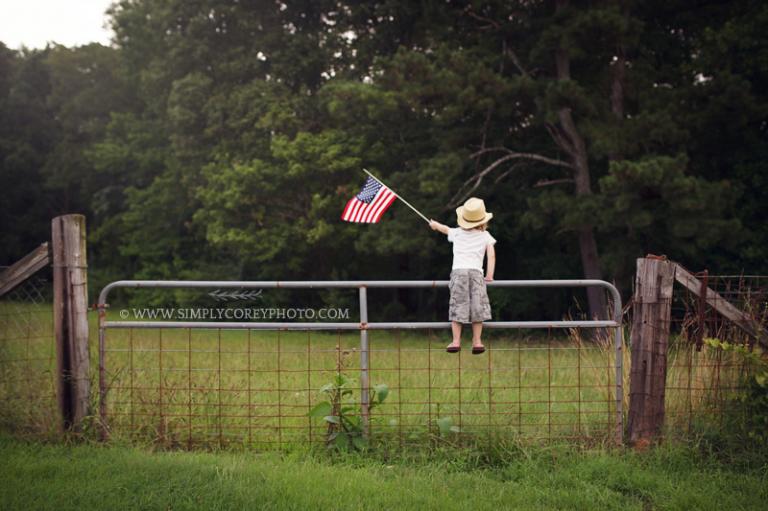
[484,275,494,282]
[429,219,449,235]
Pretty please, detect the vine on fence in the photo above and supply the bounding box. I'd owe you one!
[704,338,768,445]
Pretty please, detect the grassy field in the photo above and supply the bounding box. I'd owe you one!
[2,302,765,510]
[1,433,766,510]
[101,326,626,447]
[0,302,748,449]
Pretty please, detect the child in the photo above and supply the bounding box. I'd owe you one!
[429,197,496,354]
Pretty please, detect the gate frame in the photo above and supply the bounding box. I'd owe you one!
[97,279,624,444]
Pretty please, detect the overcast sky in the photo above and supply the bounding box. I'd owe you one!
[1,0,114,49]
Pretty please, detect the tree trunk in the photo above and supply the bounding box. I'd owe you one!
[608,1,630,286]
[610,53,626,126]
[553,0,607,319]
[609,0,627,162]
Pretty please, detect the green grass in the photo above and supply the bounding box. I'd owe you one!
[1,302,625,445]
[0,302,749,449]
[0,302,60,436]
[2,302,766,510]
[1,434,766,510]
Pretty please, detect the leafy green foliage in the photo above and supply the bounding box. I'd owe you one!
[594,155,742,282]
[2,1,768,319]
[703,338,768,447]
[308,374,388,451]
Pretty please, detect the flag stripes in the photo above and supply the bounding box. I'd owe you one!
[341,177,397,223]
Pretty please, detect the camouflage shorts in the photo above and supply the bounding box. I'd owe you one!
[448,268,492,324]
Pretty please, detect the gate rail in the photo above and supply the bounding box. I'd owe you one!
[97,279,624,445]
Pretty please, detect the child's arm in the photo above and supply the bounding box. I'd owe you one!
[428,219,450,235]
[485,243,496,282]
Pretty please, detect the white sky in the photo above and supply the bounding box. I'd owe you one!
[1,0,114,50]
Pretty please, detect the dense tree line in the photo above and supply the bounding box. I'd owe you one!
[1,0,766,319]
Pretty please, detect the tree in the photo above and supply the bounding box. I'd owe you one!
[333,0,747,313]
[0,45,57,263]
[43,43,133,213]
[3,0,764,321]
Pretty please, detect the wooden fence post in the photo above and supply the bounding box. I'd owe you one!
[627,257,675,445]
[52,214,90,431]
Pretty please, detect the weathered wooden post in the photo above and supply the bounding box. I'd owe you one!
[52,214,90,431]
[627,257,674,445]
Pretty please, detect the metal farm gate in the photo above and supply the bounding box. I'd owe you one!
[96,280,624,448]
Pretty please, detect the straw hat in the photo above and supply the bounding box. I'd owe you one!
[456,197,493,229]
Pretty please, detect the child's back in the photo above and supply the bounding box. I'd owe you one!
[428,197,497,354]
[448,227,496,271]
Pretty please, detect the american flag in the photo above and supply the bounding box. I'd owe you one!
[341,176,397,223]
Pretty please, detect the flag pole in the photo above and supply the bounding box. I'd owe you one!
[362,168,430,224]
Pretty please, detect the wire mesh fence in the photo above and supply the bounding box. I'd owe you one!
[96,279,624,450]
[99,326,621,449]
[663,274,768,439]
[0,268,59,435]
[3,272,764,449]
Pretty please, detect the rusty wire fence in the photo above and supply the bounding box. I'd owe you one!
[661,273,768,439]
[3,272,764,449]
[96,280,624,450]
[0,268,59,435]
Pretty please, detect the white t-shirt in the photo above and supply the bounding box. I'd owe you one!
[447,227,496,271]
